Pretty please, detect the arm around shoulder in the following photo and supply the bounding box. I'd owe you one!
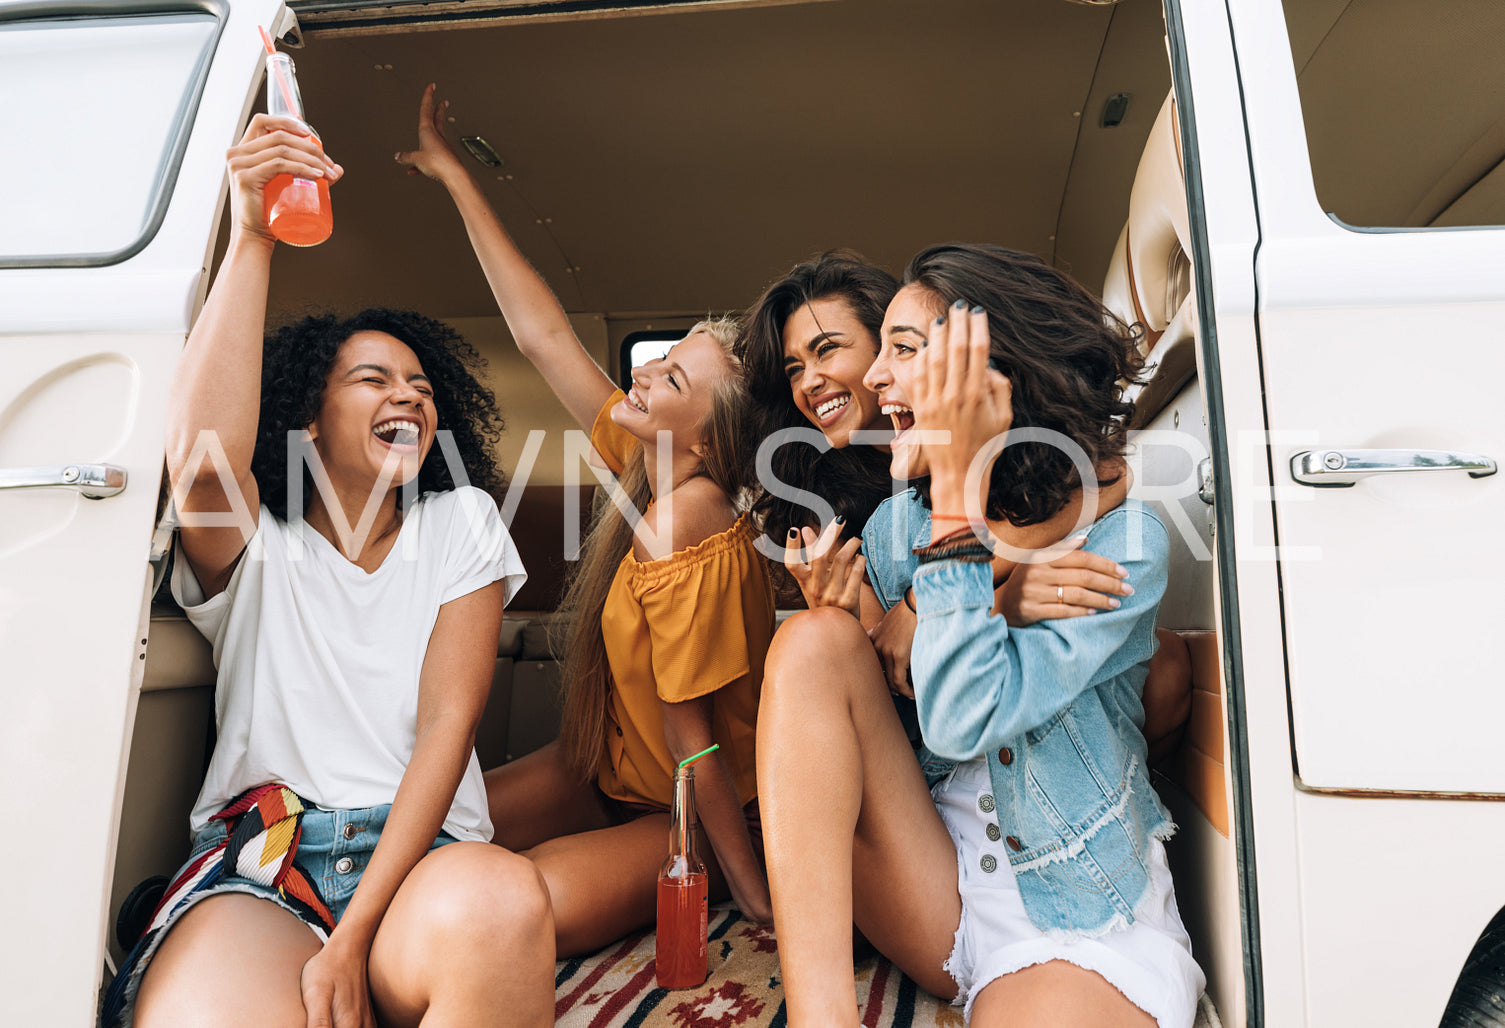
[910,507,1169,758]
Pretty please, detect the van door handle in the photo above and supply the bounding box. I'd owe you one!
[1290,449,1497,488]
[0,463,127,499]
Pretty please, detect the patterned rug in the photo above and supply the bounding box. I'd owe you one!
[554,904,961,1027]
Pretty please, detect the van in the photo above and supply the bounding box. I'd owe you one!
[4,0,1503,1024]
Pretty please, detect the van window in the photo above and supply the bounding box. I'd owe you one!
[0,9,219,265]
[1282,0,1505,229]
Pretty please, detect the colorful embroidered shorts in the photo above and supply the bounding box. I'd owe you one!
[102,786,455,1027]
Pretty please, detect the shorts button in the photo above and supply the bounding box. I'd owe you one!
[980,854,997,873]
[335,856,355,874]
[343,824,357,840]
[977,794,996,814]
[997,747,1013,766]
[1005,835,1024,852]
[985,823,1001,842]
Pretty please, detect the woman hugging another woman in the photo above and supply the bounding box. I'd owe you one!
[400,85,774,952]
[756,244,1204,1027]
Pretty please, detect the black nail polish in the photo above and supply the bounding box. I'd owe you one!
[788,527,798,537]
[953,299,968,310]
[834,515,846,525]
[971,305,984,314]
[934,314,946,325]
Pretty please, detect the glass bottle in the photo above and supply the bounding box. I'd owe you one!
[263,52,332,246]
[656,765,709,988]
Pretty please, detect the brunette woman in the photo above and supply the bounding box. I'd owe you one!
[759,244,1205,1027]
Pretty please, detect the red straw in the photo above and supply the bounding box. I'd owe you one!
[258,26,300,118]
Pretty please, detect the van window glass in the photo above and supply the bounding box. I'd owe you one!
[1282,0,1505,228]
[0,11,217,263]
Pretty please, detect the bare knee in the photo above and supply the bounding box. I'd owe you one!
[417,843,553,949]
[764,608,879,701]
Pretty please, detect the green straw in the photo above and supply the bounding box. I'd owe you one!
[678,743,720,769]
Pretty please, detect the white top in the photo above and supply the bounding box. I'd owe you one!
[171,486,526,843]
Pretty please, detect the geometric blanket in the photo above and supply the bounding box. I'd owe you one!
[555,903,1225,1027]
[554,904,962,1027]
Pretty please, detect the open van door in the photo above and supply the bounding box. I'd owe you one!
[1172,0,1505,1024]
[0,0,285,1019]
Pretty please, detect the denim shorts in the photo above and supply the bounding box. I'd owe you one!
[185,802,457,924]
[110,803,455,1027]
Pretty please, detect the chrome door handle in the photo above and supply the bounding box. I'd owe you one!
[1291,449,1497,488]
[0,463,127,499]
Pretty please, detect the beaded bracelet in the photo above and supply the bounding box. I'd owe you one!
[913,531,993,565]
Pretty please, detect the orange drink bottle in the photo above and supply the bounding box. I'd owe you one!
[263,51,332,246]
[656,763,709,988]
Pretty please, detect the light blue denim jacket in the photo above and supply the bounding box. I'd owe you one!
[862,491,1174,936]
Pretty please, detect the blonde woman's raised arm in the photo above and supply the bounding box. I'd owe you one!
[397,84,615,430]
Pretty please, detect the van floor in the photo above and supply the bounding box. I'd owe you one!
[554,904,956,1026]
[553,905,1223,1027]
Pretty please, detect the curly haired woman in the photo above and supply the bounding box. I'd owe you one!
[107,113,554,1028]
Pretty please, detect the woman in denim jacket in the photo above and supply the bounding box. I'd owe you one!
[758,244,1204,1027]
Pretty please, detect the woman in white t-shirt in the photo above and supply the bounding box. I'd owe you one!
[108,114,554,1028]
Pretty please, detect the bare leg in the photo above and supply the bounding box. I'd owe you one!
[134,894,321,1028]
[757,607,962,1027]
[1145,628,1192,766]
[519,814,674,957]
[484,739,614,851]
[368,841,555,1028]
[969,960,1155,1027]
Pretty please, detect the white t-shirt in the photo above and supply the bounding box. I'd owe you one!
[171,486,526,843]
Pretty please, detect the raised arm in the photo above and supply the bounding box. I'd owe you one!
[165,115,342,597]
[396,85,615,429]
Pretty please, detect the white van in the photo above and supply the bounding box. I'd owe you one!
[4,1,1503,1024]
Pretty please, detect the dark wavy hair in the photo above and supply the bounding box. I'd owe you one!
[251,308,505,521]
[736,250,898,542]
[902,243,1144,526]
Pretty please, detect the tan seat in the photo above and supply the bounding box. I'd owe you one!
[1103,92,1199,428]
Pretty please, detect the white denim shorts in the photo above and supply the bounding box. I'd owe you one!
[934,757,1205,1027]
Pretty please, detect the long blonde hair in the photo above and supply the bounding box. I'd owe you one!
[555,317,755,781]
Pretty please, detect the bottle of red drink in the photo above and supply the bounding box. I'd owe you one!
[263,51,332,246]
[656,763,709,988]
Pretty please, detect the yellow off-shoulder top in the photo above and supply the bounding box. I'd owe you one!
[589,391,774,809]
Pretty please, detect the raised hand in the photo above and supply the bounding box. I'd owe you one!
[783,519,866,621]
[909,301,1013,525]
[394,83,467,184]
[225,113,341,241]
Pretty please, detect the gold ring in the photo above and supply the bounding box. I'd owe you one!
[1057,585,1064,604]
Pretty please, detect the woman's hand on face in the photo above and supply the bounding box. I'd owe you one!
[869,596,917,699]
[784,519,866,621]
[911,302,1014,519]
[995,535,1133,627]
[300,938,375,1028]
[393,83,467,185]
[226,114,342,243]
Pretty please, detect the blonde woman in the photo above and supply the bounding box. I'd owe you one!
[399,85,774,953]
